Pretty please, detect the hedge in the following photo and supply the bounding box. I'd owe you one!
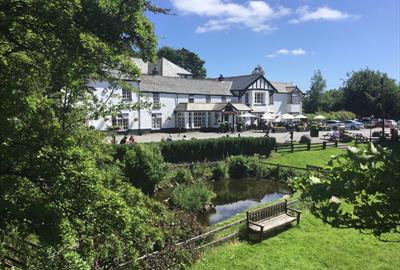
[162,137,276,163]
[113,137,276,163]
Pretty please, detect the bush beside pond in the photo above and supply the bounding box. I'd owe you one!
[172,181,216,212]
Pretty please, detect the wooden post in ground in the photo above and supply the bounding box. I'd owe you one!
[323,141,326,149]
[335,140,338,147]
[291,143,294,152]
[307,142,311,151]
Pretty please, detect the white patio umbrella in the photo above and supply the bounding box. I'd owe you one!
[238,113,258,118]
[294,114,308,119]
[281,113,295,120]
[261,113,275,120]
[314,115,326,120]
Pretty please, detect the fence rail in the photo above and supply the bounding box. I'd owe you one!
[275,141,338,153]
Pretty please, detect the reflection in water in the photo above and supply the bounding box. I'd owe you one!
[199,179,291,225]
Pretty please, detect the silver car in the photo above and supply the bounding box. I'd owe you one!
[343,120,363,130]
[326,120,346,130]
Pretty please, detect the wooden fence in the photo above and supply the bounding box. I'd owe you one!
[275,141,338,153]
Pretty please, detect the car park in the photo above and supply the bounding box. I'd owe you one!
[326,120,346,130]
[343,120,363,130]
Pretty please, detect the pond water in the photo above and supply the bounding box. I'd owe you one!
[198,179,291,226]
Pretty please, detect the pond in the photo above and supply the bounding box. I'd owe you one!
[198,179,291,226]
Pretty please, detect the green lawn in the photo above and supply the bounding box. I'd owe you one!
[191,210,400,270]
[268,147,344,167]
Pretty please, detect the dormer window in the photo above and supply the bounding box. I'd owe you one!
[189,95,194,103]
[290,90,301,104]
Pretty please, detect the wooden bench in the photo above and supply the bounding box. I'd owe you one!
[246,200,301,240]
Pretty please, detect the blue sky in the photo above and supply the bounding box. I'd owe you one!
[148,0,399,90]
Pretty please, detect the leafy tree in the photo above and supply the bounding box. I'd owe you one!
[157,46,207,78]
[0,0,197,268]
[172,181,215,212]
[291,143,400,240]
[303,70,327,113]
[319,88,345,112]
[341,69,400,119]
[124,144,167,195]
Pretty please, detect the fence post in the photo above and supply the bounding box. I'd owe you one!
[323,141,326,149]
[291,143,294,152]
[276,164,280,180]
[307,142,310,151]
[275,145,278,152]
[335,140,338,147]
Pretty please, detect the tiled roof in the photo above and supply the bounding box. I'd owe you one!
[223,74,260,90]
[174,102,251,112]
[140,75,233,95]
[270,81,302,94]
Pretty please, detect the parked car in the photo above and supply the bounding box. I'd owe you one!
[343,120,363,130]
[326,120,345,130]
[385,119,397,128]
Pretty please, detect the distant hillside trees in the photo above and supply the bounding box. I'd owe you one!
[157,46,207,78]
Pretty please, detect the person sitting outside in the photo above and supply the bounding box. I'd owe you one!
[167,134,173,142]
[127,135,135,144]
[119,135,128,144]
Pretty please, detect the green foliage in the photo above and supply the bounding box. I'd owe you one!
[342,69,400,119]
[157,46,207,78]
[125,144,167,195]
[292,143,400,238]
[172,181,215,212]
[303,70,327,113]
[319,88,345,112]
[227,156,271,180]
[211,162,228,180]
[173,168,194,185]
[160,137,276,163]
[306,110,356,120]
[0,0,200,269]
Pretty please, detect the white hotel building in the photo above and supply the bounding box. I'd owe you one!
[90,58,304,133]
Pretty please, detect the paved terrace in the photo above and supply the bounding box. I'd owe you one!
[111,128,381,144]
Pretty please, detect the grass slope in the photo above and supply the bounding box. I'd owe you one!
[191,211,399,270]
[268,147,344,167]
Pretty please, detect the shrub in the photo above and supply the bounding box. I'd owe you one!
[211,162,228,180]
[299,134,312,144]
[227,156,271,179]
[173,168,194,185]
[227,156,251,179]
[124,144,167,195]
[160,137,276,163]
[172,181,215,212]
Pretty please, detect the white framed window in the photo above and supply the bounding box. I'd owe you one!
[153,93,160,108]
[151,113,162,129]
[122,89,132,101]
[254,92,265,104]
[188,95,194,103]
[112,113,129,130]
[269,92,274,105]
[193,112,206,128]
[188,112,192,128]
[206,95,211,103]
[290,91,301,104]
[221,96,226,102]
[177,112,185,128]
[245,93,249,105]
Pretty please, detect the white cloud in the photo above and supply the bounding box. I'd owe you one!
[289,6,359,24]
[170,0,291,33]
[291,48,306,55]
[267,48,306,58]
